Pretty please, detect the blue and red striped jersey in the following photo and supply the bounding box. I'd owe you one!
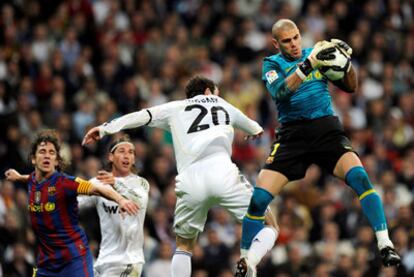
[28,171,90,270]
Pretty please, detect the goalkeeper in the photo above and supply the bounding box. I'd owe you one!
[236,19,400,277]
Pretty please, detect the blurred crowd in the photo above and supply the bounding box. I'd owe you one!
[0,0,413,276]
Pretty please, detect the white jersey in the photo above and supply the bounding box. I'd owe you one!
[100,95,263,172]
[78,174,149,267]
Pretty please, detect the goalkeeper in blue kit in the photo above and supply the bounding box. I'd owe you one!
[235,19,401,277]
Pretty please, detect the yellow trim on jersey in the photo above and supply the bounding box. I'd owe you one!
[270,143,280,156]
[75,177,93,195]
[246,213,265,221]
[359,189,376,200]
[32,267,37,277]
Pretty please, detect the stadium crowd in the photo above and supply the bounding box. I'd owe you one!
[0,0,413,276]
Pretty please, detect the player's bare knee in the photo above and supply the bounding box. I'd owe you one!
[334,152,362,179]
[176,235,196,253]
[256,170,288,195]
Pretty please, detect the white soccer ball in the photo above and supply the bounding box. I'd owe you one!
[319,47,350,81]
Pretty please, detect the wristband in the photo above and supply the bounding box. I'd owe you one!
[297,59,313,78]
[346,61,352,73]
[295,68,307,80]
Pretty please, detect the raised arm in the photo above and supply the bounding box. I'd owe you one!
[229,105,264,140]
[5,169,29,183]
[330,38,357,93]
[332,64,358,93]
[264,41,338,101]
[82,110,151,145]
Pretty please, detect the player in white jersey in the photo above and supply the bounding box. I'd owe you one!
[78,135,149,277]
[83,76,278,277]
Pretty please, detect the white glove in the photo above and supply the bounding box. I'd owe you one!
[330,38,353,58]
[307,40,338,69]
[296,40,337,79]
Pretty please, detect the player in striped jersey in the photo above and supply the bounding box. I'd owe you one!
[78,135,149,277]
[5,129,139,277]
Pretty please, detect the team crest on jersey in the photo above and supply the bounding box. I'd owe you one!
[265,70,278,84]
[266,156,274,164]
[48,186,56,196]
[35,191,41,203]
[44,202,55,212]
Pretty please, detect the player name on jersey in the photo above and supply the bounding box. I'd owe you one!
[186,96,218,104]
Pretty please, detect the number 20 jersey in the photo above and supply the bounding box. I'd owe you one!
[100,95,263,173]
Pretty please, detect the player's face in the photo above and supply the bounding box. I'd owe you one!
[32,141,59,176]
[273,27,302,60]
[110,143,135,176]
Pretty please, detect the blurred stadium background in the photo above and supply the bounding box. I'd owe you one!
[0,0,413,276]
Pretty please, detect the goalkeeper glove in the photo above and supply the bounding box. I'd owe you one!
[296,40,337,80]
[330,38,352,58]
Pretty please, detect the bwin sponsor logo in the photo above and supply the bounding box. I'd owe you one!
[102,202,119,214]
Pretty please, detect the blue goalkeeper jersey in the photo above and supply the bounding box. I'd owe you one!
[262,48,334,124]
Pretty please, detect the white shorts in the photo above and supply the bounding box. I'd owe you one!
[174,153,253,239]
[94,263,143,277]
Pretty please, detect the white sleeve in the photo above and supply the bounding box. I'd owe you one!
[99,110,151,137]
[146,101,180,130]
[77,195,96,209]
[99,102,179,136]
[228,104,263,135]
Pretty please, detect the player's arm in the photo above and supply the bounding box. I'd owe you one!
[96,170,145,208]
[82,102,175,145]
[263,61,293,102]
[332,62,357,93]
[82,110,152,145]
[78,178,99,209]
[229,105,264,139]
[264,41,337,101]
[330,38,357,93]
[75,177,139,215]
[5,169,29,182]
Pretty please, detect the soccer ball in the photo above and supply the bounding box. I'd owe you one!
[319,47,350,81]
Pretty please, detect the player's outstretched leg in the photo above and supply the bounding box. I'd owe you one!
[237,187,274,276]
[235,256,256,277]
[172,249,192,277]
[240,188,274,250]
[172,235,196,277]
[345,166,401,266]
[235,226,277,277]
[380,246,401,267]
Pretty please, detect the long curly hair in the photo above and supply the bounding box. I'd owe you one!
[29,129,66,171]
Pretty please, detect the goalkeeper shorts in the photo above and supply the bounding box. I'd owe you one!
[263,115,356,181]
